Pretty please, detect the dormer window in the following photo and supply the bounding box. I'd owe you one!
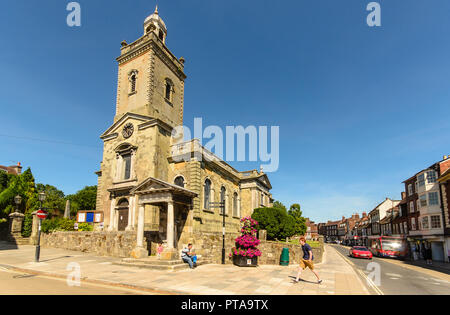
[165,78,174,103]
[128,70,139,95]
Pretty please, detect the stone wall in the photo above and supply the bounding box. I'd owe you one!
[257,241,323,265]
[40,231,137,258]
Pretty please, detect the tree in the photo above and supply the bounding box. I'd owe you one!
[273,200,287,213]
[288,203,307,236]
[67,186,97,215]
[252,207,296,241]
[36,183,66,216]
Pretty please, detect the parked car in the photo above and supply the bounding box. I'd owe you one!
[349,246,373,259]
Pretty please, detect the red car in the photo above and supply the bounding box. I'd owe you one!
[349,246,373,259]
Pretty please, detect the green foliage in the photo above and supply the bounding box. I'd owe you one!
[67,186,97,215]
[272,200,287,213]
[36,183,66,216]
[251,207,297,241]
[41,218,75,234]
[288,203,307,236]
[21,213,33,237]
[77,222,93,232]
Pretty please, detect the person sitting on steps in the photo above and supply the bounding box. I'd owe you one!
[181,243,198,269]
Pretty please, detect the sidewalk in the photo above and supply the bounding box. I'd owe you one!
[0,242,369,295]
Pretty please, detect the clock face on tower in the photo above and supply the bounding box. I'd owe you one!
[122,123,134,139]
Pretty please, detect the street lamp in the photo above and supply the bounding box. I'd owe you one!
[14,195,22,212]
[35,191,46,262]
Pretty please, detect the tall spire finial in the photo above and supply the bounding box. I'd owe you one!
[154,5,158,15]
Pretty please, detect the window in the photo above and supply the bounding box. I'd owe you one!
[408,184,413,196]
[426,171,437,184]
[428,192,439,206]
[418,174,425,187]
[220,186,226,215]
[409,201,415,213]
[165,79,174,102]
[233,192,238,217]
[159,30,164,41]
[431,216,441,229]
[174,176,184,188]
[403,221,408,234]
[123,154,131,180]
[422,217,429,229]
[128,70,138,94]
[411,218,416,230]
[419,194,427,208]
[115,143,136,181]
[204,179,211,210]
[130,75,136,93]
[260,193,264,206]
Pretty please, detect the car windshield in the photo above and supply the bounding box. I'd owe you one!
[354,247,368,251]
[382,240,404,251]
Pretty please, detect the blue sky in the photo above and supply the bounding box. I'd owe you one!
[1,0,450,223]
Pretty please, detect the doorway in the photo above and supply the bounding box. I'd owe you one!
[117,198,129,231]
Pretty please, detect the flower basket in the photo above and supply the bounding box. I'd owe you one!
[233,255,258,267]
[231,217,261,267]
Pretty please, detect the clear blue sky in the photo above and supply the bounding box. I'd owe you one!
[1,0,450,223]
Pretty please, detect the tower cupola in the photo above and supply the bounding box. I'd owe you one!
[144,6,167,43]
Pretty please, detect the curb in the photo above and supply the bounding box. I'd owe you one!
[330,246,377,295]
[0,263,188,295]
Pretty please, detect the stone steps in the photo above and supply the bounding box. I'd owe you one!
[113,258,211,271]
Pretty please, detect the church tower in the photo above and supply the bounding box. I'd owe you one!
[114,6,186,128]
[97,8,187,232]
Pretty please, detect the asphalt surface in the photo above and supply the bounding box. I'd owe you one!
[332,244,450,295]
[0,267,147,295]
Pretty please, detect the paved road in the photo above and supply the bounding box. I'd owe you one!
[332,244,450,295]
[0,267,147,295]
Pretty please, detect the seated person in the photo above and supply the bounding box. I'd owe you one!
[181,243,197,269]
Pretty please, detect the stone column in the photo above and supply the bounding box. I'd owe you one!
[30,211,40,245]
[8,212,24,235]
[126,196,134,231]
[131,204,148,259]
[108,198,116,231]
[167,201,175,248]
[161,200,178,260]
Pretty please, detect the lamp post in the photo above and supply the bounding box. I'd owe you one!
[209,201,226,264]
[35,191,46,262]
[14,195,22,213]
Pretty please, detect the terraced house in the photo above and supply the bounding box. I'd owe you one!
[95,8,273,260]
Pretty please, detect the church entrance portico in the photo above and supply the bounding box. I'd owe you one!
[130,177,197,259]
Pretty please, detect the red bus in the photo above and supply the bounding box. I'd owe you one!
[368,236,407,259]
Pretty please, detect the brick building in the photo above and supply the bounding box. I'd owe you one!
[0,162,22,175]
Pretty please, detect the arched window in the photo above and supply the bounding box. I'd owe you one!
[204,179,211,210]
[128,70,139,94]
[220,186,226,215]
[174,176,185,188]
[130,75,136,93]
[115,143,137,181]
[233,192,238,217]
[165,78,174,102]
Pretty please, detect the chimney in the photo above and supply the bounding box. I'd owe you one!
[362,212,367,218]
[401,192,406,199]
[444,155,449,160]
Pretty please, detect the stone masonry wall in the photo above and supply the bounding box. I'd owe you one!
[40,231,137,258]
[258,241,323,265]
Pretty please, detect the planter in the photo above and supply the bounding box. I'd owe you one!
[233,255,258,267]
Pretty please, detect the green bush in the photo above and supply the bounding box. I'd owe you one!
[252,207,297,241]
[21,213,33,237]
[41,218,75,234]
[77,223,93,232]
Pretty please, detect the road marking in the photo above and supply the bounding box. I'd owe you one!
[386,273,402,277]
[333,246,384,295]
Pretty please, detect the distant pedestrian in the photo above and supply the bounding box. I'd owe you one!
[156,242,164,260]
[294,237,322,284]
[426,245,433,265]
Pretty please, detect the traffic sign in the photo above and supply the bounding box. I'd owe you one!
[36,210,48,220]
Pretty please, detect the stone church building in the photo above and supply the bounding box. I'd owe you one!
[96,8,273,259]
